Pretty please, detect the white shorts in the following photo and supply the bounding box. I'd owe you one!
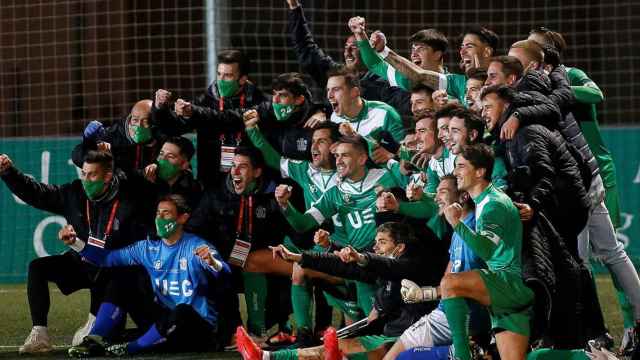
[399,308,452,349]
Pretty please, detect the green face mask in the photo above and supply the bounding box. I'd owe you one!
[156,217,178,239]
[132,125,152,144]
[217,79,240,97]
[272,103,297,121]
[82,179,105,200]
[157,159,181,182]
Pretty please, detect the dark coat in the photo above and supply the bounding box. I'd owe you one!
[1,168,152,250]
[286,5,411,117]
[72,116,162,175]
[152,82,268,187]
[185,174,290,260]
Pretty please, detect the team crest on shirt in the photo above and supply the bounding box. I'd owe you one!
[342,193,352,204]
[255,206,267,219]
[297,138,308,152]
[154,260,162,270]
[179,257,188,271]
[309,184,317,194]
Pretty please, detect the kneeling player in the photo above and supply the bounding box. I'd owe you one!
[65,194,230,357]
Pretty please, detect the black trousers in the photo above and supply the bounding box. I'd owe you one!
[26,251,133,326]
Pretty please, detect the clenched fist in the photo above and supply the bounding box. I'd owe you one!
[0,154,13,174]
[243,109,260,129]
[443,203,463,226]
[155,89,172,109]
[376,191,399,213]
[275,184,293,208]
[58,224,77,246]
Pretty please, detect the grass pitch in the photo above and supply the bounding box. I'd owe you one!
[0,275,626,359]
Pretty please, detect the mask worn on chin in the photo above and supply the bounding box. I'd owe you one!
[386,245,401,259]
[156,217,178,239]
[217,79,240,97]
[272,103,297,121]
[157,159,181,182]
[82,179,105,200]
[132,125,152,144]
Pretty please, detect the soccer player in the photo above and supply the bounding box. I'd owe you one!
[327,67,406,145]
[285,0,411,116]
[464,68,488,114]
[66,195,230,357]
[441,144,533,360]
[274,135,405,317]
[0,151,152,354]
[383,175,489,360]
[237,221,446,360]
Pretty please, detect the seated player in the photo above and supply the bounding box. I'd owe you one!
[65,194,230,357]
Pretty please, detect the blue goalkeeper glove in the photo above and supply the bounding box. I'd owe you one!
[83,120,105,141]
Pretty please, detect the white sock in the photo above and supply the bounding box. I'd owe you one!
[263,350,270,360]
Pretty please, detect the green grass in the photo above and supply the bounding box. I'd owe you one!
[0,275,627,358]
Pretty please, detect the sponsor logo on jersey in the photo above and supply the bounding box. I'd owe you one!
[255,206,266,219]
[297,138,308,152]
[154,260,162,270]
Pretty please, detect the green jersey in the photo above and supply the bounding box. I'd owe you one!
[285,168,401,250]
[331,99,405,144]
[356,39,467,104]
[426,148,457,193]
[454,183,523,275]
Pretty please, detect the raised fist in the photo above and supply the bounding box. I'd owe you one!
[83,120,105,141]
[444,203,463,226]
[313,229,331,248]
[0,154,14,174]
[275,184,293,208]
[175,99,193,118]
[376,191,399,213]
[58,224,77,246]
[369,30,387,52]
[155,89,172,109]
[243,109,260,129]
[348,16,366,37]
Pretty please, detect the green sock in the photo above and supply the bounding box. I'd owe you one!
[271,348,298,360]
[243,272,268,336]
[443,297,471,360]
[292,284,313,331]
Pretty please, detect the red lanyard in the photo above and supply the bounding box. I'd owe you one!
[218,91,245,111]
[134,145,141,169]
[235,196,254,240]
[86,199,120,239]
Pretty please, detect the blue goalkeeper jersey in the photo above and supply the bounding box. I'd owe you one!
[84,232,230,326]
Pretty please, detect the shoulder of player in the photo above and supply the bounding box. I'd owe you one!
[364,100,399,115]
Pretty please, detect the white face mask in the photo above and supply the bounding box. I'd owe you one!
[386,245,402,259]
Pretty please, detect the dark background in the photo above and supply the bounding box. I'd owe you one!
[1,0,638,137]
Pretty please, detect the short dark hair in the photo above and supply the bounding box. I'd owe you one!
[165,136,196,161]
[480,84,517,102]
[313,122,340,143]
[489,56,524,80]
[450,108,485,143]
[414,108,436,130]
[272,72,311,98]
[376,221,417,247]
[460,144,494,181]
[327,66,361,89]
[337,135,368,154]
[529,27,567,54]
[541,43,561,68]
[217,49,251,76]
[158,194,191,215]
[234,146,265,170]
[434,103,464,121]
[466,67,488,83]
[463,26,499,52]
[411,83,434,97]
[84,150,114,173]
[510,40,544,65]
[409,28,449,54]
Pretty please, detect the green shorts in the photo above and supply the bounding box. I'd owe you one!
[476,269,534,336]
[358,335,397,351]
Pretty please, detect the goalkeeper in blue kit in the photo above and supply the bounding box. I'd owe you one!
[65,194,230,357]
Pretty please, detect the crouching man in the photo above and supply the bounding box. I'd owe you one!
[65,194,230,357]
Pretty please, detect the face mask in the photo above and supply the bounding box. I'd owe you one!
[156,217,178,239]
[157,159,181,182]
[386,245,401,259]
[217,79,240,97]
[82,179,105,200]
[272,103,297,121]
[132,125,152,144]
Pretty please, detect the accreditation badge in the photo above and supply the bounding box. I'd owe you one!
[220,146,236,172]
[228,238,252,268]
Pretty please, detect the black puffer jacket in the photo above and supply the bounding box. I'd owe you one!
[72,116,162,175]
[298,243,447,337]
[1,168,152,250]
[185,174,290,260]
[286,5,411,117]
[517,69,598,190]
[152,82,268,187]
